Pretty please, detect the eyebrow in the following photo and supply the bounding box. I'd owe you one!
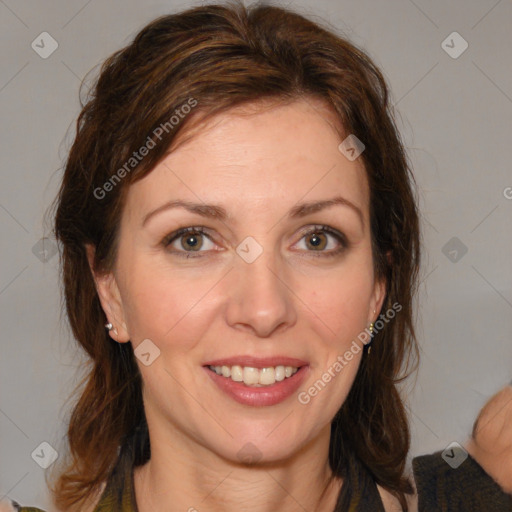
[142,196,364,230]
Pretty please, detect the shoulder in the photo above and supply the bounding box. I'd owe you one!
[0,480,108,512]
[0,498,46,512]
[377,485,402,511]
[377,484,418,512]
[78,480,109,512]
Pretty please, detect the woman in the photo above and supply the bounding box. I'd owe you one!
[2,2,511,511]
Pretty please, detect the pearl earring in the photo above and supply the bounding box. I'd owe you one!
[105,322,119,337]
[367,309,376,355]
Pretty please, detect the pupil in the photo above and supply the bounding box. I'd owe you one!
[185,235,199,249]
[310,233,321,246]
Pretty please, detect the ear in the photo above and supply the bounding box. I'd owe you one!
[85,243,130,343]
[369,273,387,324]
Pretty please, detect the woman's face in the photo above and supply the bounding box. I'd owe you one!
[92,98,385,465]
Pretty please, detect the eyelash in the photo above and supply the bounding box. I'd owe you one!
[162,225,348,259]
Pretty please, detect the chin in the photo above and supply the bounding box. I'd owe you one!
[204,426,313,467]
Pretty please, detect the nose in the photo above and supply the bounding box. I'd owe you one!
[224,245,297,338]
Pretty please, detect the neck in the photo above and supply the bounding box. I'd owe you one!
[133,422,342,512]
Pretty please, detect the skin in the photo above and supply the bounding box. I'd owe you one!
[84,97,512,511]
[465,385,512,494]
[87,97,396,511]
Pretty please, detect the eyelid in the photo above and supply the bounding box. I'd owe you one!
[162,226,211,245]
[162,224,348,257]
[293,224,348,255]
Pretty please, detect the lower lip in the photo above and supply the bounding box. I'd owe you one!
[203,365,309,407]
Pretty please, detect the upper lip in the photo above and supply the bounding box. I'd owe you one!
[203,356,308,369]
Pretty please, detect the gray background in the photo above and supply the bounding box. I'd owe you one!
[1,0,511,509]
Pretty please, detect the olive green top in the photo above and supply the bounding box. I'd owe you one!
[7,451,512,511]
[91,460,138,512]
[2,463,136,512]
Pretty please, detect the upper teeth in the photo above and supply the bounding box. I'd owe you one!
[209,365,299,386]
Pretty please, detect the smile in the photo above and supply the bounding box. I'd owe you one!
[203,360,309,406]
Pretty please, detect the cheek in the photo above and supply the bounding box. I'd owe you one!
[119,259,219,346]
[302,266,374,338]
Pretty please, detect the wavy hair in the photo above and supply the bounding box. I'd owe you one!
[48,1,421,510]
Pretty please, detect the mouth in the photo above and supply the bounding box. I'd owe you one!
[202,356,309,407]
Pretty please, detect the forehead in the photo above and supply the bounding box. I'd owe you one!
[123,98,370,226]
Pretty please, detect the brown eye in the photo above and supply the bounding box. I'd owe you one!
[163,226,217,257]
[295,225,348,257]
[178,231,203,251]
[305,231,328,251]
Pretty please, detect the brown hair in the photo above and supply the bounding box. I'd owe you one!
[48,1,421,510]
